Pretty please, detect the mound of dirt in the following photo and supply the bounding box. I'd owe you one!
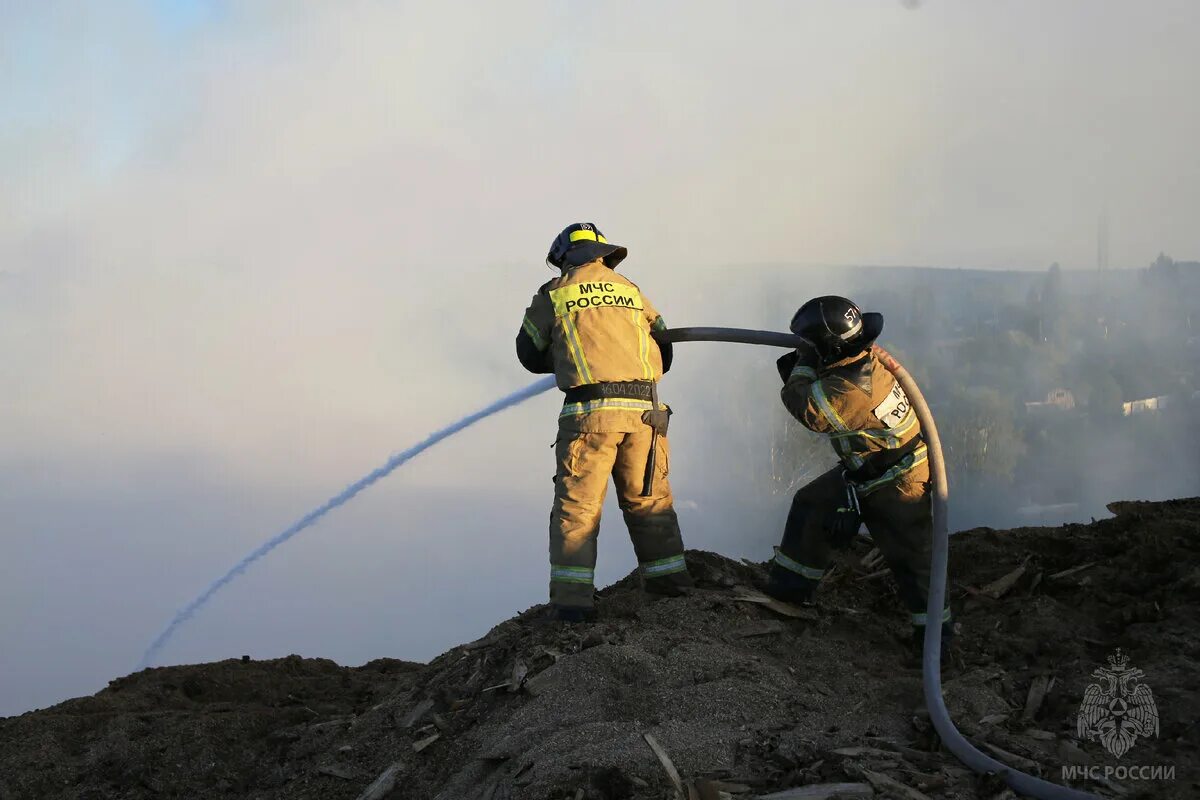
[2,498,1197,800]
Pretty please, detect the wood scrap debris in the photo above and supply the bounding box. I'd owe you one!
[412,733,440,753]
[862,739,946,770]
[860,768,932,800]
[976,556,1032,599]
[1021,675,1055,721]
[831,746,900,758]
[317,763,357,780]
[860,547,885,568]
[1049,562,1096,580]
[981,742,1039,772]
[856,567,892,582]
[643,733,685,799]
[398,698,433,729]
[354,761,404,800]
[733,590,819,620]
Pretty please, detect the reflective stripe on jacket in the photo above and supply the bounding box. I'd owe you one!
[781,350,923,482]
[519,260,668,432]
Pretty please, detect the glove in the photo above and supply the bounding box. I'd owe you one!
[641,405,671,435]
[775,351,799,383]
[776,345,819,383]
[827,475,862,547]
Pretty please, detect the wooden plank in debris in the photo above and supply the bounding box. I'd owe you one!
[757,783,874,799]
[856,568,892,582]
[399,698,434,728]
[1048,562,1095,581]
[412,733,441,753]
[860,769,932,800]
[1021,675,1055,721]
[831,746,898,758]
[981,743,1039,772]
[318,763,358,780]
[979,556,1031,599]
[733,591,819,620]
[355,761,404,800]
[860,547,881,567]
[643,733,685,799]
[308,716,354,733]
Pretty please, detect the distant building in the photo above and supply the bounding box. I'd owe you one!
[1122,395,1173,416]
[1025,388,1076,413]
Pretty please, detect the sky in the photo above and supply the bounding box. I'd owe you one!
[3,0,1199,717]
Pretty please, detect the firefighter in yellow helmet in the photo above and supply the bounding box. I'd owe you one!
[516,223,694,621]
[768,296,952,646]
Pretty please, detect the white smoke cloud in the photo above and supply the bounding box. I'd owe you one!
[3,0,1199,715]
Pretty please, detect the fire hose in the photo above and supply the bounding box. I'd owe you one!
[664,327,1099,800]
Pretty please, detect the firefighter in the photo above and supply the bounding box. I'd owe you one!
[516,223,694,621]
[767,296,952,645]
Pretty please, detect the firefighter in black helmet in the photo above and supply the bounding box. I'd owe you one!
[768,296,952,645]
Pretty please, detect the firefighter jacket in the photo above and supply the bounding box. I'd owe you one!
[517,259,672,432]
[780,348,927,496]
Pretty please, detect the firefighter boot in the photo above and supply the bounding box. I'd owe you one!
[764,558,818,605]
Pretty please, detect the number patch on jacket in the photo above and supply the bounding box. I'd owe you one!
[873,381,911,428]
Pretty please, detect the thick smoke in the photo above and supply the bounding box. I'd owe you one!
[4,1,1200,716]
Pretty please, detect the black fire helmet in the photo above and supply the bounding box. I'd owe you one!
[789,295,884,362]
[546,222,628,271]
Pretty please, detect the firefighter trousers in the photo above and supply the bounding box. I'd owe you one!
[549,426,692,608]
[771,462,949,628]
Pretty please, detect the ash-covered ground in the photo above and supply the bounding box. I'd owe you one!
[2,498,1197,800]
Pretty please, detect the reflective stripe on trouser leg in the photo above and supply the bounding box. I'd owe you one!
[775,466,846,581]
[640,554,687,577]
[612,427,692,590]
[549,431,621,608]
[772,547,825,580]
[550,565,595,584]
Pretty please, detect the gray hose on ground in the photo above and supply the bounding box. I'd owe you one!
[664,327,1099,800]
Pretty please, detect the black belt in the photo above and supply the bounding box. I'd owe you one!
[846,436,924,482]
[563,380,655,404]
